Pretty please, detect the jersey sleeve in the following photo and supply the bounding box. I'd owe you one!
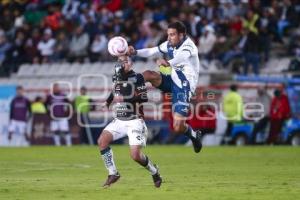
[158,41,168,54]
[136,47,160,57]
[136,41,168,57]
[181,43,197,56]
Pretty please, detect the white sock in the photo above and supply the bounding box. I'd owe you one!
[101,147,118,175]
[191,129,197,138]
[144,156,158,175]
[184,126,197,139]
[54,135,61,146]
[65,134,72,146]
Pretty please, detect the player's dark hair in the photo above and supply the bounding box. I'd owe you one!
[35,96,42,101]
[230,84,237,91]
[168,21,186,35]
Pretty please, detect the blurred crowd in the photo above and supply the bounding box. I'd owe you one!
[1,0,300,76]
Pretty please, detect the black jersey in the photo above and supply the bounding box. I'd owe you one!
[106,70,148,120]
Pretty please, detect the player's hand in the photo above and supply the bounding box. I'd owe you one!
[126,46,137,56]
[156,58,170,66]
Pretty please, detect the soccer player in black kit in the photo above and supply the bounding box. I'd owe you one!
[97,55,162,188]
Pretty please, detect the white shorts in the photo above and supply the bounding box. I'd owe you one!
[50,118,69,132]
[9,120,27,135]
[104,118,148,147]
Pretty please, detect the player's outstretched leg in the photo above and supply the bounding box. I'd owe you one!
[130,145,162,188]
[142,70,162,88]
[98,131,120,188]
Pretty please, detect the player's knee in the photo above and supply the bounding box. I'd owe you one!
[98,138,108,150]
[173,124,186,134]
[173,125,182,134]
[98,132,111,150]
[142,70,157,82]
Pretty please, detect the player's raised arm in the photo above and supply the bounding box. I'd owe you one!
[127,41,167,58]
[136,47,161,57]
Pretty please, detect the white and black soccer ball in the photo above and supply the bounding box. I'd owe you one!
[107,36,128,57]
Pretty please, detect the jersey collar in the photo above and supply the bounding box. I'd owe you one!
[175,35,187,49]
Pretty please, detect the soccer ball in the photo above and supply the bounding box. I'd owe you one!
[107,36,128,57]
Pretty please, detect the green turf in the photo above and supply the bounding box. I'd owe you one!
[0,146,299,200]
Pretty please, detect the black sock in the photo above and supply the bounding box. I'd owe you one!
[184,126,192,138]
[140,155,149,167]
[100,146,111,155]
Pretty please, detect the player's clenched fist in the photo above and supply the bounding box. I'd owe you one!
[126,46,137,56]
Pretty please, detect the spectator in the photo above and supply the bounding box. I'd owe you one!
[53,31,69,62]
[8,86,31,146]
[219,0,239,20]
[74,86,94,144]
[24,28,41,63]
[89,34,108,62]
[0,9,14,32]
[13,9,25,29]
[6,30,26,73]
[229,15,243,34]
[31,96,47,114]
[252,87,271,143]
[268,88,291,144]
[68,25,89,62]
[198,25,217,68]
[83,15,99,41]
[144,23,164,48]
[276,0,297,40]
[44,5,63,31]
[243,28,261,75]
[0,33,11,69]
[62,0,80,20]
[222,84,243,142]
[215,28,242,67]
[45,83,72,146]
[37,28,56,63]
[242,9,260,35]
[259,8,273,62]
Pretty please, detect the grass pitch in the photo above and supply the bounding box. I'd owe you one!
[0,146,299,200]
